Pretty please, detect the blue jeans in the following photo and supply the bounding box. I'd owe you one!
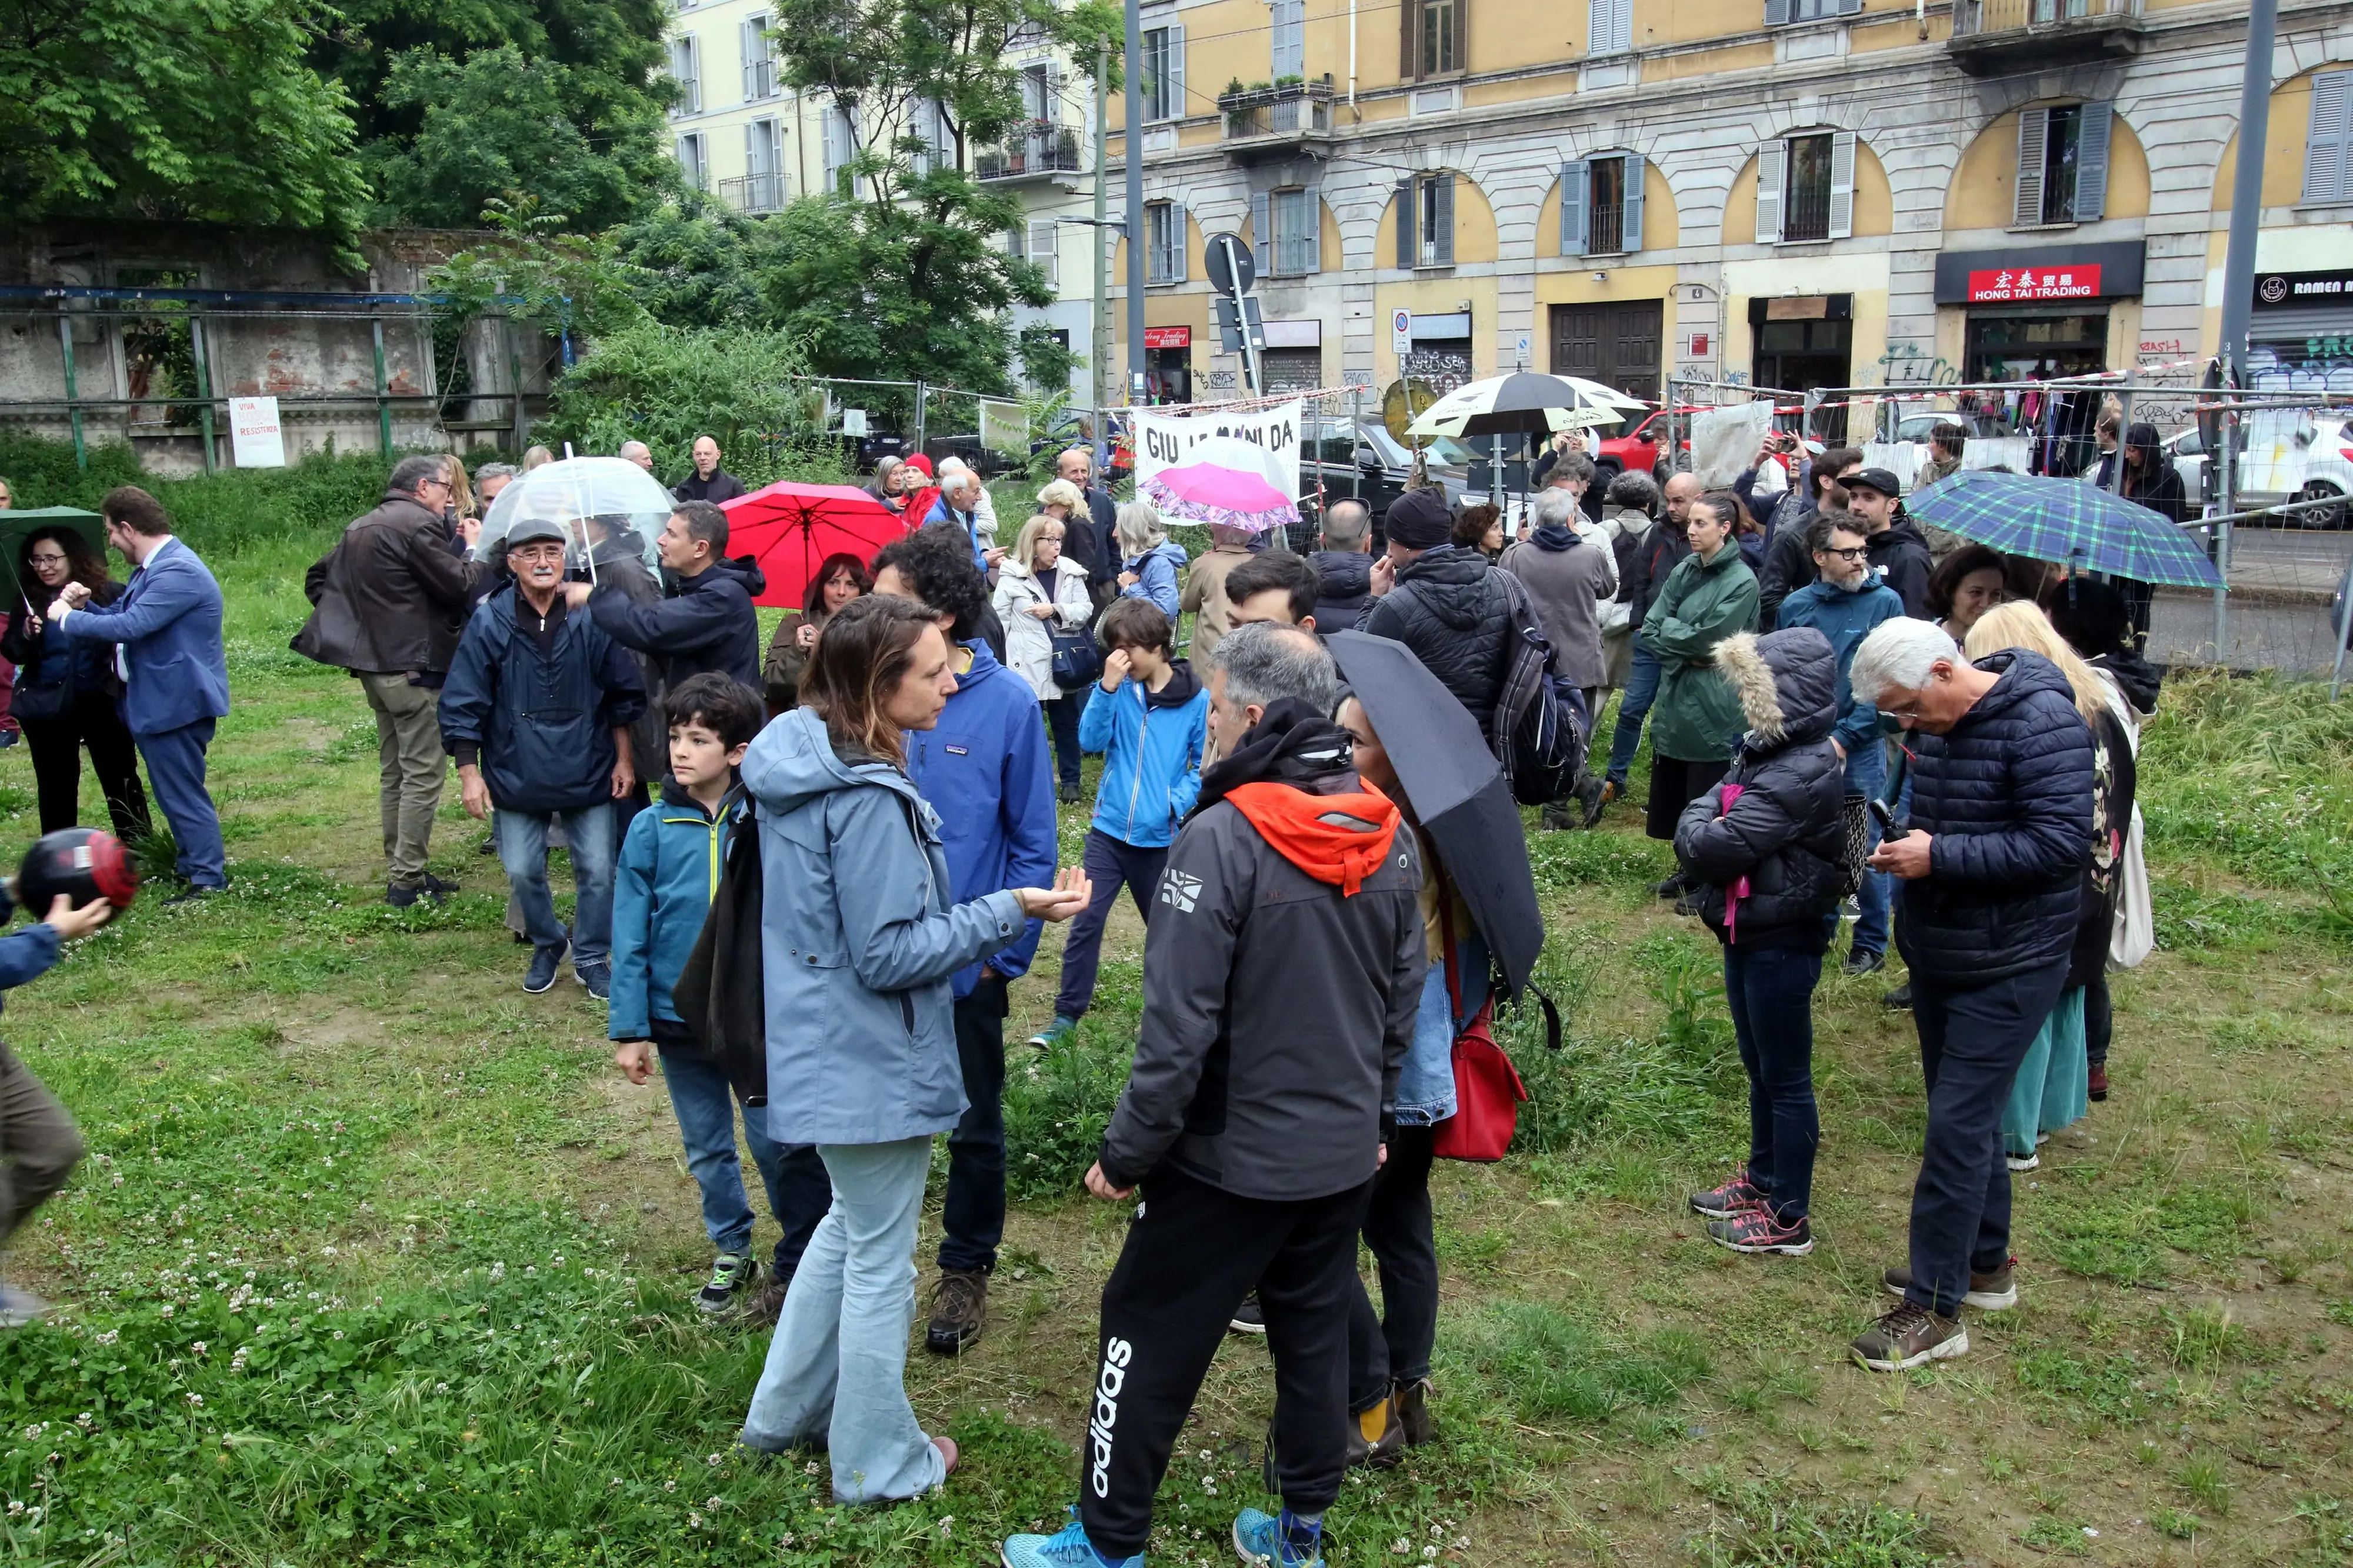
[658,1047,830,1273]
[1603,635,1662,787]
[495,802,616,965]
[1724,940,1824,1220]
[742,1137,943,1504]
[136,717,226,886]
[1842,738,1891,959]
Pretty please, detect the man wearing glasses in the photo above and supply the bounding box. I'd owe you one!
[1775,513,1906,976]
[294,455,492,906]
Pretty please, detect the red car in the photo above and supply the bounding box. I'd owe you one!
[1594,409,1698,482]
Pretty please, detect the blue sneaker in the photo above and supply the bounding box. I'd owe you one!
[1232,1508,1324,1568]
[1000,1510,1144,1568]
[1027,1016,1078,1050]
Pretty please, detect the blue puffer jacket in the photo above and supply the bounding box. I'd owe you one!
[1121,542,1188,619]
[1894,649,2094,985]
[609,779,745,1043]
[742,707,1029,1146]
[1080,658,1208,848]
[902,640,1056,997]
[1775,572,1907,755]
[438,588,647,813]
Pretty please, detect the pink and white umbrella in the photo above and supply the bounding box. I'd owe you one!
[1139,435,1300,533]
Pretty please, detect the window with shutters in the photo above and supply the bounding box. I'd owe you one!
[675,133,707,191]
[1782,132,1834,241]
[1269,188,1318,274]
[1142,27,1185,121]
[2013,104,2111,226]
[667,36,699,116]
[822,102,856,195]
[1588,0,1632,56]
[1272,0,1305,78]
[2304,71,2353,205]
[1412,174,1455,266]
[1768,0,1861,21]
[1407,0,1461,78]
[1561,152,1645,255]
[1028,219,1060,289]
[742,15,778,101]
[1147,202,1181,284]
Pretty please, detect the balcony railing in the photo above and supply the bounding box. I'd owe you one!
[1219,79,1334,142]
[1948,0,2142,70]
[720,172,788,213]
[976,122,1084,181]
[1588,202,1625,256]
[1953,0,2137,35]
[1783,179,1832,243]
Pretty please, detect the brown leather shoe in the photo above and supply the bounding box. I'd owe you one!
[2087,1063,2108,1100]
[1851,1302,1968,1372]
[1344,1390,1405,1469]
[925,1266,988,1355]
[1396,1378,1438,1447]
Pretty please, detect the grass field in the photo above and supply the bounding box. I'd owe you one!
[0,502,2350,1567]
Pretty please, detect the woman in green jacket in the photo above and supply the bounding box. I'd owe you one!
[1640,492,1761,852]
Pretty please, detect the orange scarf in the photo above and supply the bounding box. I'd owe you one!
[1225,780,1400,896]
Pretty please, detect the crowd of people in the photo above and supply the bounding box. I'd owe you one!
[0,422,2169,1563]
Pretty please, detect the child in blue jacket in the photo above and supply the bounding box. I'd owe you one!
[0,885,116,1325]
[609,674,829,1317]
[1032,599,1208,1046]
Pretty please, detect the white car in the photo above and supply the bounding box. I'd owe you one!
[2167,416,2352,528]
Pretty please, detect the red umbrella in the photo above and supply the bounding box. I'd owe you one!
[721,481,911,609]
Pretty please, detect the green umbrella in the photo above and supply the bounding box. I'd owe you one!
[0,507,108,612]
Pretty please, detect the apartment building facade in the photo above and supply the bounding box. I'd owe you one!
[1052,0,2353,423]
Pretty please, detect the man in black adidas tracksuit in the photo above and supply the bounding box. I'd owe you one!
[1001,622,1425,1568]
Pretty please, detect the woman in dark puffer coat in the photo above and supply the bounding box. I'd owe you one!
[1673,626,1848,1257]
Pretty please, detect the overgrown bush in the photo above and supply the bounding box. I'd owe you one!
[539,320,842,488]
[0,434,392,557]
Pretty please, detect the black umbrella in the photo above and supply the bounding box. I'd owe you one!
[0,506,106,610]
[1327,630,1545,999]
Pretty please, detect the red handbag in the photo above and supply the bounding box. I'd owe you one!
[1429,996,1527,1162]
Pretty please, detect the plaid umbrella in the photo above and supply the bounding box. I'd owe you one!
[1908,470,2225,590]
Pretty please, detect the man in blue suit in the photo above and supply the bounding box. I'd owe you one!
[45,487,231,899]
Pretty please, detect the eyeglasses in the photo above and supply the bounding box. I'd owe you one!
[27,552,69,565]
[1817,545,1868,562]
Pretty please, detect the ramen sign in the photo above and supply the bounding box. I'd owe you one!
[1966,265,2102,303]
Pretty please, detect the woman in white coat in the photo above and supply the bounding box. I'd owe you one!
[992,513,1096,803]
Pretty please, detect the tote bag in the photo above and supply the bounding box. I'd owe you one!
[2109,803,2153,969]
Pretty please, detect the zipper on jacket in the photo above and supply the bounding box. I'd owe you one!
[1124,685,1150,836]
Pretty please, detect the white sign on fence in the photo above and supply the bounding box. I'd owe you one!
[229,396,286,468]
[1688,402,1772,487]
[841,407,868,438]
[1130,399,1302,499]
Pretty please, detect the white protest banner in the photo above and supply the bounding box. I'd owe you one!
[1688,401,1772,486]
[229,396,287,468]
[1130,399,1302,499]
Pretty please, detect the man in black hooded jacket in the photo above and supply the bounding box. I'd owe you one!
[1359,488,1515,740]
[569,502,766,690]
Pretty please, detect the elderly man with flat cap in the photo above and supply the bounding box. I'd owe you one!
[1360,486,1518,741]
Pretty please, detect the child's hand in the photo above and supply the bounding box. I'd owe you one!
[613,1040,654,1084]
[1100,648,1132,692]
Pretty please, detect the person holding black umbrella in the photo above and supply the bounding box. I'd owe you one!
[1325,624,1546,1465]
[3,526,151,839]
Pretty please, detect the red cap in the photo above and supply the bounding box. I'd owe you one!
[902,453,934,478]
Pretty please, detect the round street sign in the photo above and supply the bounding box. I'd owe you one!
[1203,232,1255,296]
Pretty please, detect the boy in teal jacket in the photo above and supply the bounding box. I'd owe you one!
[1031,599,1208,1046]
[611,674,828,1316]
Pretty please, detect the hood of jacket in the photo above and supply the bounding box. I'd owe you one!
[2093,648,2161,715]
[699,555,768,599]
[1871,517,1933,559]
[1715,628,1838,749]
[1394,546,1500,629]
[742,705,925,821]
[1146,656,1201,709]
[1309,549,1372,599]
[1194,697,1357,817]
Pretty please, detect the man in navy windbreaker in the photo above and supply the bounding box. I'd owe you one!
[571,501,767,690]
[440,519,646,1000]
[869,528,1055,1357]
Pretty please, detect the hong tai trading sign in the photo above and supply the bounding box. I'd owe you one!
[1966,265,2102,303]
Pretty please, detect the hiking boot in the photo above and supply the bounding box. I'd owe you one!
[1233,1507,1327,1568]
[1028,1016,1078,1050]
[0,1283,54,1328]
[696,1253,759,1314]
[1688,1166,1766,1220]
[2088,1063,2108,1101]
[750,1272,791,1324]
[926,1266,988,1355]
[1842,948,1885,977]
[387,881,426,909]
[1706,1207,1814,1256]
[1882,1258,2017,1312]
[1057,780,1081,805]
[1672,891,1705,918]
[423,873,460,899]
[524,940,569,994]
[1851,1302,1968,1372]
[576,959,612,1002]
[1653,873,1687,900]
[1000,1510,1144,1568]
[2005,1150,2039,1173]
[1578,773,1608,829]
[1229,1291,1266,1335]
[1539,802,1577,832]
[1396,1377,1438,1446]
[1599,779,1621,806]
[1881,982,1912,1010]
[1344,1391,1404,1469]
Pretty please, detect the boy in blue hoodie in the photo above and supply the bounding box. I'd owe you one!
[0,886,116,1325]
[1033,597,1209,1049]
[610,673,830,1317]
[869,529,1057,1355]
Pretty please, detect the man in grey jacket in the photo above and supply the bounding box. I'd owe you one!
[1001,623,1424,1568]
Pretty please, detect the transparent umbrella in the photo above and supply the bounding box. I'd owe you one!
[473,456,671,579]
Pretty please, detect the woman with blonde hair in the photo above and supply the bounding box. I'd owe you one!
[1035,478,1085,518]
[1114,501,1186,618]
[992,513,1094,800]
[1962,601,2135,1169]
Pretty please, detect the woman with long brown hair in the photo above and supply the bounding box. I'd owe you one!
[736,594,1088,1505]
[761,551,872,715]
[1,526,151,838]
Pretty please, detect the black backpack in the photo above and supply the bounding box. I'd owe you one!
[1489,571,1593,807]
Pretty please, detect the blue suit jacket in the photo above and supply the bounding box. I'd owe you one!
[58,537,231,736]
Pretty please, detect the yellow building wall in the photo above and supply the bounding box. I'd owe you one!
[1945,106,2152,229]
[1642,40,1774,82]
[1372,174,1501,266]
[1722,135,1896,241]
[2212,71,2323,210]
[1851,11,1945,49]
[1369,276,1503,386]
[1531,160,1683,256]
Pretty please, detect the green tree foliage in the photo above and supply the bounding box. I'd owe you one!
[361,44,676,232]
[0,0,371,259]
[428,197,652,355]
[540,320,834,486]
[316,0,675,230]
